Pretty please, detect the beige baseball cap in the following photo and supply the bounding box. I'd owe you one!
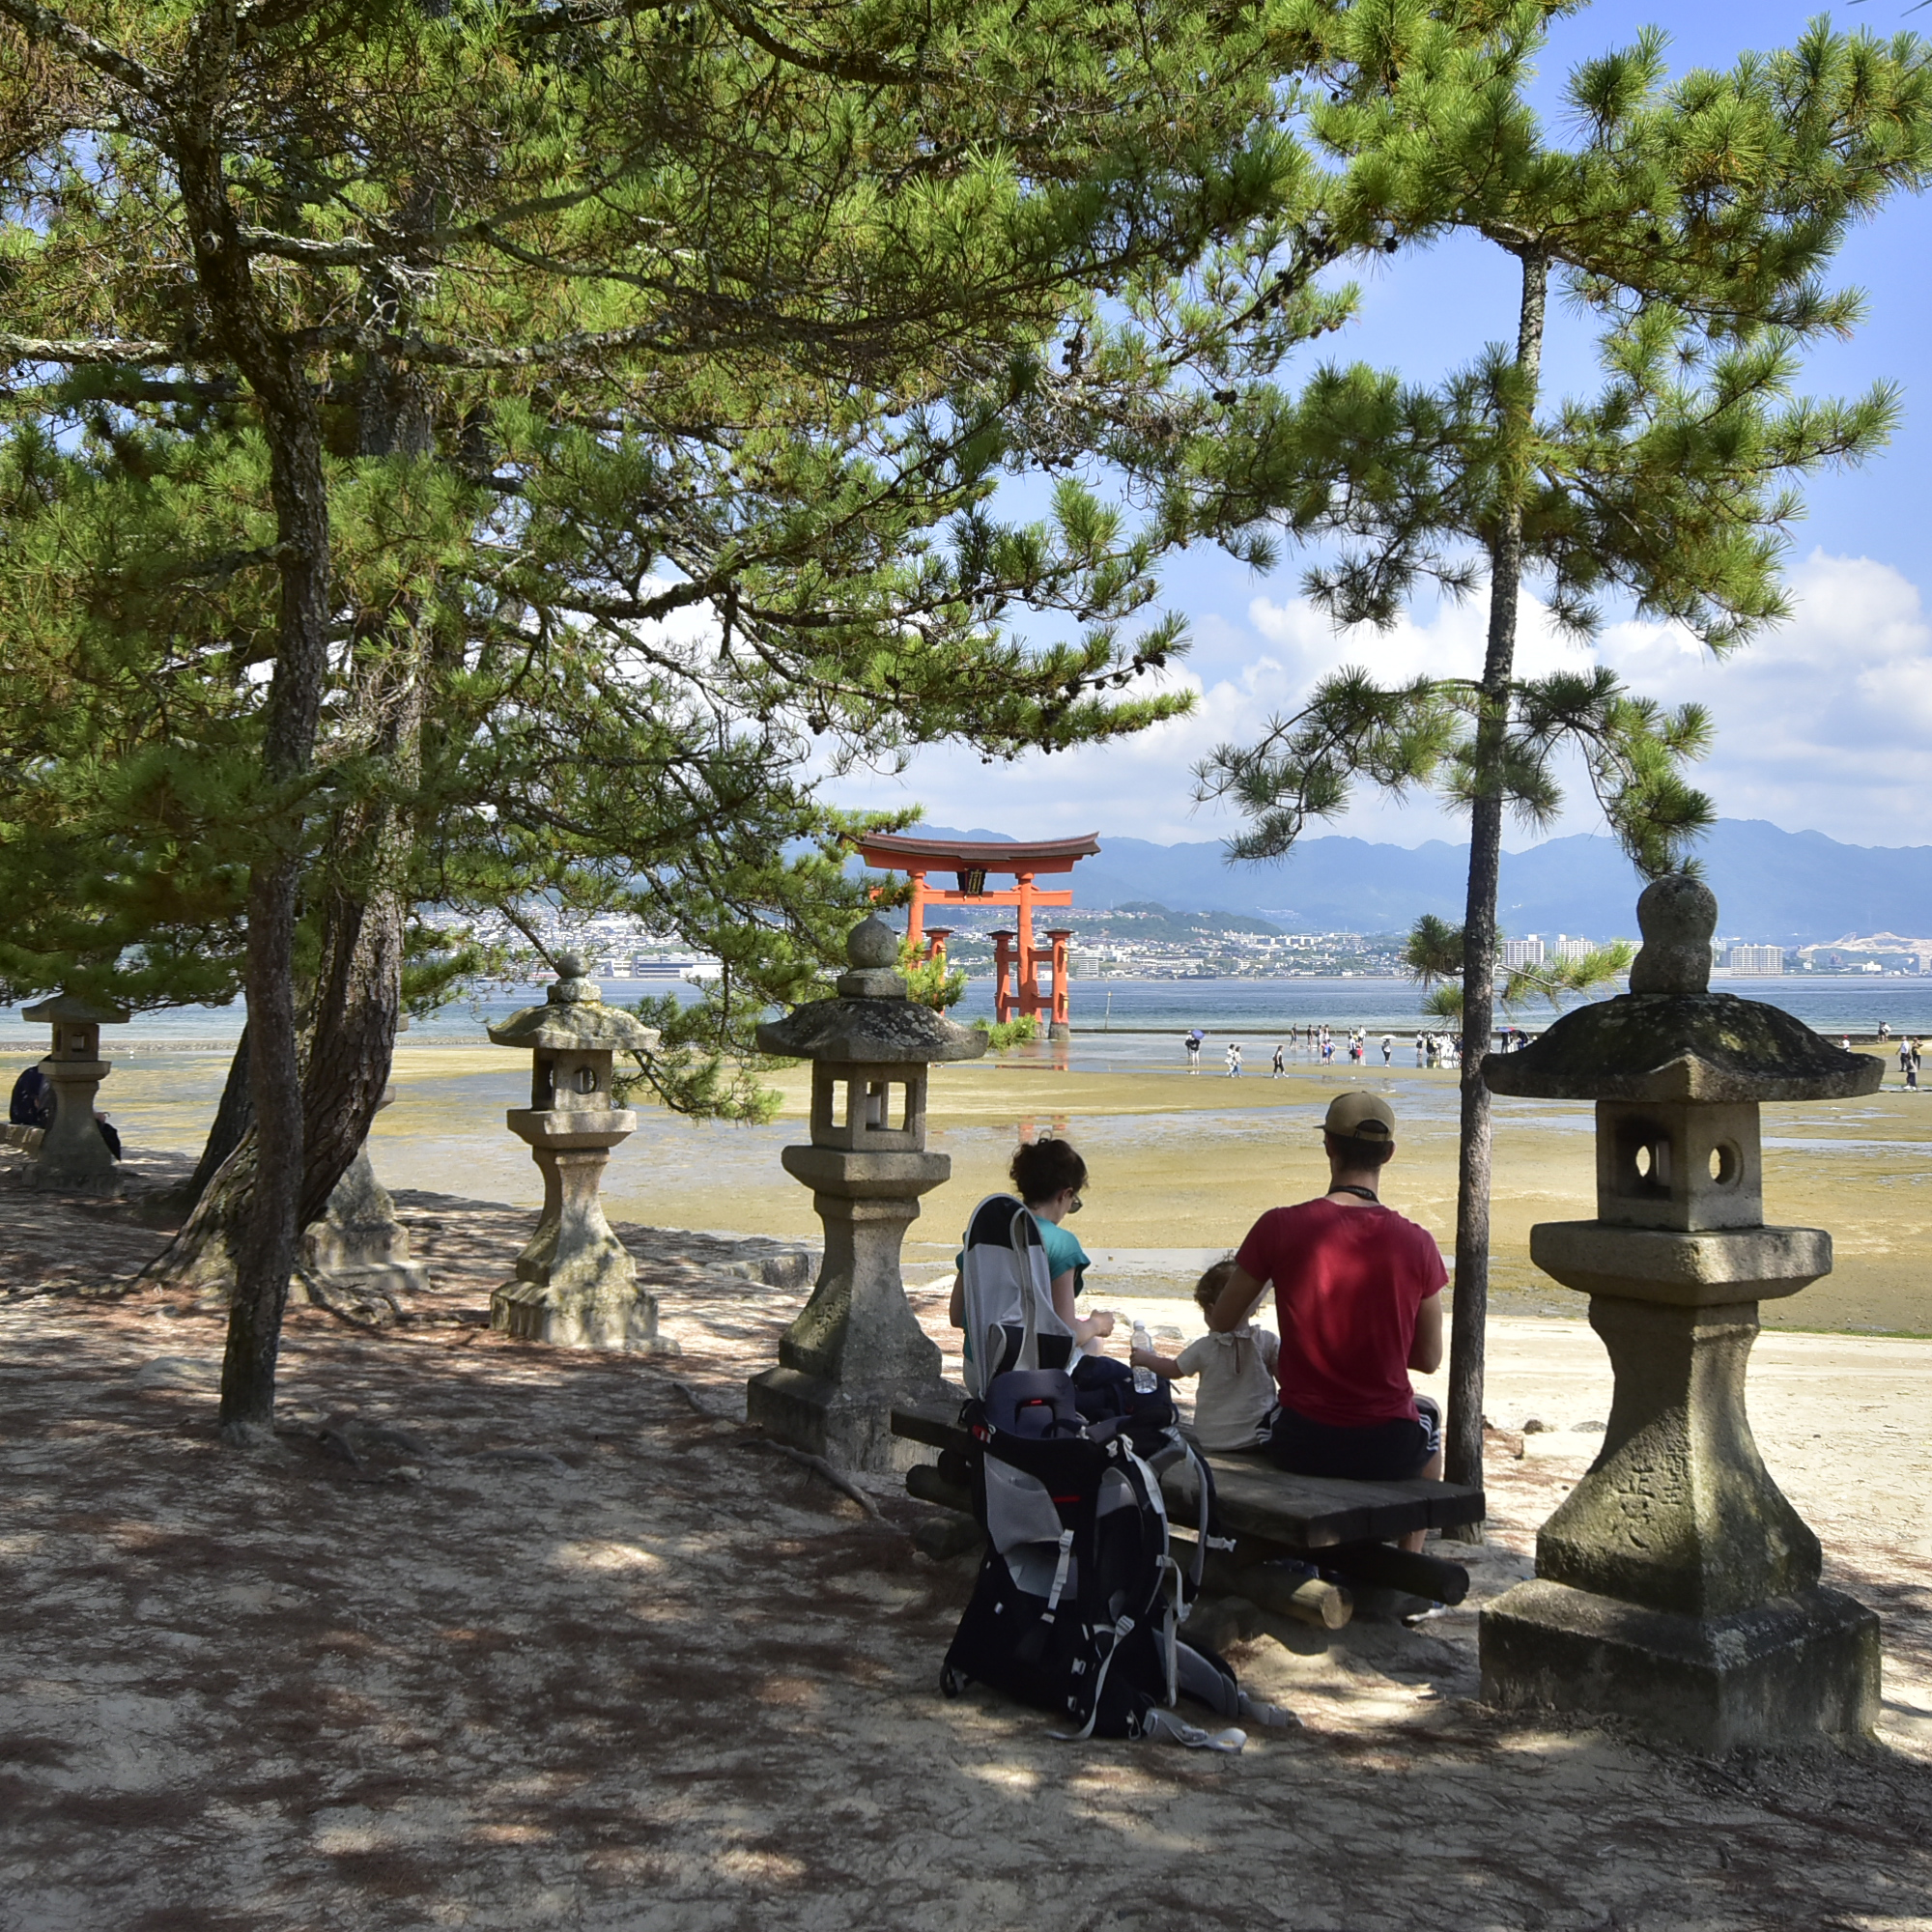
[1321,1092,1396,1143]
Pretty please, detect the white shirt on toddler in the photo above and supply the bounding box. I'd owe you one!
[1176,1322,1281,1453]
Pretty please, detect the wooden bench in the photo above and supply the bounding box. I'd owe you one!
[892,1396,1485,1629]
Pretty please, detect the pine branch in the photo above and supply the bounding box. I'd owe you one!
[0,0,165,98]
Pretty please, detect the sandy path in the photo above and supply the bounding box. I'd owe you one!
[1,1182,1929,1929]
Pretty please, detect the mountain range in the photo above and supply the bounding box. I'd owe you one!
[900,820,1931,946]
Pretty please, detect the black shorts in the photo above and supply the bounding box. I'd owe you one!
[1263,1394,1441,1482]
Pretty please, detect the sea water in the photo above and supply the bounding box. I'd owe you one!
[9,972,1927,1062]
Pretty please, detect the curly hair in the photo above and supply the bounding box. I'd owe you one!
[1193,1256,1239,1315]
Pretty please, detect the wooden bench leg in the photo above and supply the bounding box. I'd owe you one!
[1176,1536,1353,1631]
[1318,1541,1469,1605]
[905,1463,972,1515]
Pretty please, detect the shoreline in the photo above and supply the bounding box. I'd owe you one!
[41,1039,1932,1342]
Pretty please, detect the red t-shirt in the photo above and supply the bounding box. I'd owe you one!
[1234,1198,1447,1428]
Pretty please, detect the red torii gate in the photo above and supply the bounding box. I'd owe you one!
[855,831,1101,1036]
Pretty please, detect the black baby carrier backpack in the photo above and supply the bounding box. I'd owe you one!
[942,1197,1243,1744]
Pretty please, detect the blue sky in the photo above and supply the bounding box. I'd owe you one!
[826,2,1932,852]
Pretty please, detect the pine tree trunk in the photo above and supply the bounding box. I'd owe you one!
[224,855,311,1443]
[299,870,410,1234]
[170,39,338,1445]
[177,1026,251,1212]
[151,165,430,1384]
[296,292,429,1236]
[147,1131,259,1296]
[1443,247,1548,1537]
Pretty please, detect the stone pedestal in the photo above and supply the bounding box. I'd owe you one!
[299,1141,431,1313]
[747,917,986,1473]
[1531,1295,1820,1613]
[1477,875,1884,1751]
[491,1109,669,1350]
[1482,1581,1879,1754]
[1479,1292,1881,1749]
[39,1058,118,1190]
[746,1145,952,1471]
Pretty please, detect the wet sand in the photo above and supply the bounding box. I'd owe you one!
[87,1039,1932,1334]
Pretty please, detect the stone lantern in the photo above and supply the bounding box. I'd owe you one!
[487,953,670,1352]
[746,916,987,1471]
[21,990,128,1190]
[1480,875,1882,1750]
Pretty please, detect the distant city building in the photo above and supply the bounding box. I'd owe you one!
[1727,945,1784,976]
[1553,935,1592,963]
[1500,936,1545,970]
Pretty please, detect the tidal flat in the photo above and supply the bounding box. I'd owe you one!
[90,1039,1932,1336]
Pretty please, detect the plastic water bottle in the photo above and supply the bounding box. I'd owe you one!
[1131,1321,1157,1395]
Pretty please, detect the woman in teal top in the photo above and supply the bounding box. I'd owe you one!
[950,1137,1116,1354]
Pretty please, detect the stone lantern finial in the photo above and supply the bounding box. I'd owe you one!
[836,914,906,1001]
[845,916,897,969]
[745,916,987,1470]
[1628,873,1717,994]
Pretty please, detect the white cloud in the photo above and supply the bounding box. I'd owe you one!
[1583,551,1932,841]
[824,551,1932,850]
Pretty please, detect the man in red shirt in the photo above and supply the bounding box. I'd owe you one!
[1206,1092,1445,1544]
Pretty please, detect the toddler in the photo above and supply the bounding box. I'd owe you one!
[1129,1259,1280,1453]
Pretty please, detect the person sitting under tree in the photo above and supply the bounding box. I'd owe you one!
[1203,1093,1445,1552]
[1131,1257,1280,1453]
[949,1136,1115,1371]
[10,1063,53,1128]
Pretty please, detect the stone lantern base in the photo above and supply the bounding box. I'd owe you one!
[298,1144,431,1312]
[33,1060,122,1194]
[747,1363,936,1474]
[745,1145,952,1473]
[1482,1580,1879,1753]
[489,1117,676,1354]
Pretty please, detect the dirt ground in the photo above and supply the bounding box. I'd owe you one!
[2,1173,1931,1931]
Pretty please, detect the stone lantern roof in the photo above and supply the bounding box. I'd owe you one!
[487,953,659,1054]
[23,991,129,1026]
[1484,875,1882,1105]
[755,917,988,1065]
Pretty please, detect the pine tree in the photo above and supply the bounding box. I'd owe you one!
[0,0,1339,1438]
[1181,7,1932,1519]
